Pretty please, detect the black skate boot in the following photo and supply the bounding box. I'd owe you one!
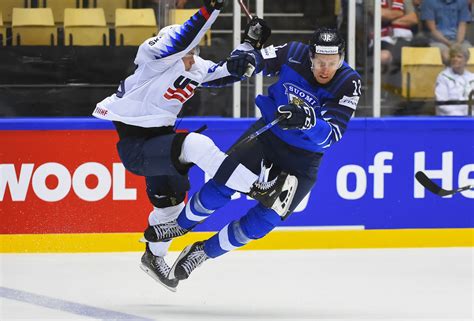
[249,171,298,218]
[170,241,209,280]
[141,220,189,243]
[140,246,179,292]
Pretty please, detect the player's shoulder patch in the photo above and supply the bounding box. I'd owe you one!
[260,45,277,59]
[338,95,360,110]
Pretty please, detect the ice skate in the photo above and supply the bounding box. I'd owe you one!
[140,247,178,292]
[170,241,209,280]
[249,170,298,218]
[141,220,189,243]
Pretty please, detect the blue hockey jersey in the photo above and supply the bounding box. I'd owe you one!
[255,42,361,153]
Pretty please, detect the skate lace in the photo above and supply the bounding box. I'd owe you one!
[153,221,185,239]
[152,256,171,276]
[253,176,278,191]
[182,245,207,276]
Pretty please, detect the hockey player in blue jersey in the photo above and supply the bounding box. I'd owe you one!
[142,21,362,285]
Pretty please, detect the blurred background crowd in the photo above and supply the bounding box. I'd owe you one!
[0,0,472,117]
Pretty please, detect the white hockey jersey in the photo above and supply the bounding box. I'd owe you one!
[92,7,232,128]
[435,67,474,116]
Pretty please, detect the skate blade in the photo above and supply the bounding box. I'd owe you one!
[139,264,178,293]
[275,175,298,217]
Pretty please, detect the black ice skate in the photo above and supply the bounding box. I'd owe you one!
[140,247,178,292]
[170,241,209,280]
[141,220,189,243]
[249,171,298,218]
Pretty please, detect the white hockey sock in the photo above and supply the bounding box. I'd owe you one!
[147,203,184,257]
[179,132,257,192]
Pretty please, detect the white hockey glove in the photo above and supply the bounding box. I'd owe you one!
[277,104,316,130]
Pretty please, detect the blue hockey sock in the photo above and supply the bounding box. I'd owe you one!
[204,204,281,258]
[177,179,234,230]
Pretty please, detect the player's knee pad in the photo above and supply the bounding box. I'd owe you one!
[238,204,281,240]
[146,175,189,208]
[148,192,186,208]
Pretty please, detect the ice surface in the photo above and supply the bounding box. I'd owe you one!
[1,248,472,321]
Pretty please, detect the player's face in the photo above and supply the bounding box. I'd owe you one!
[182,54,195,71]
[311,54,341,84]
[181,46,199,71]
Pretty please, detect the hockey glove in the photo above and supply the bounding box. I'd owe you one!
[243,17,271,49]
[204,0,225,10]
[277,104,316,130]
[226,51,256,77]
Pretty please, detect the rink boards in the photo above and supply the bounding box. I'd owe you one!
[0,117,473,252]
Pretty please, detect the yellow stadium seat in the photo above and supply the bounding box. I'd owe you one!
[12,8,57,45]
[64,8,108,46]
[115,9,157,46]
[40,0,81,24]
[93,0,130,24]
[169,9,211,46]
[0,12,5,46]
[1,0,28,24]
[401,47,444,99]
[468,48,474,73]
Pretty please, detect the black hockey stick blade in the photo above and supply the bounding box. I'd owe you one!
[415,171,473,196]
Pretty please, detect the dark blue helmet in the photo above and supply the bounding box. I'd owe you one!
[309,27,345,57]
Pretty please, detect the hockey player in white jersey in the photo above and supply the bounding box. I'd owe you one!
[92,0,297,292]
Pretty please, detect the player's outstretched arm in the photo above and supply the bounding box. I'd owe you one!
[137,0,225,65]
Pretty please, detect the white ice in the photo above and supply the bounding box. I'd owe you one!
[1,248,473,321]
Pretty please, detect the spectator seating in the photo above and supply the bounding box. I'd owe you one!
[469,48,474,72]
[115,8,157,46]
[64,8,108,45]
[93,0,130,24]
[0,12,5,46]
[1,0,28,24]
[401,47,444,100]
[169,9,211,46]
[12,8,57,45]
[39,0,81,24]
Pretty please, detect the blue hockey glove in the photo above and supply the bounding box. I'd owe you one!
[226,51,256,77]
[243,17,271,49]
[204,0,225,10]
[277,104,316,130]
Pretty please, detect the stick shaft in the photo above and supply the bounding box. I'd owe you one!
[238,0,253,19]
[227,115,286,154]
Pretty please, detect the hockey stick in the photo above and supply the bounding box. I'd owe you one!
[238,0,253,19]
[227,114,287,154]
[415,171,474,196]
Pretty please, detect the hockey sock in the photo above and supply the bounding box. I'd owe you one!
[178,133,257,192]
[203,204,281,258]
[177,180,234,230]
